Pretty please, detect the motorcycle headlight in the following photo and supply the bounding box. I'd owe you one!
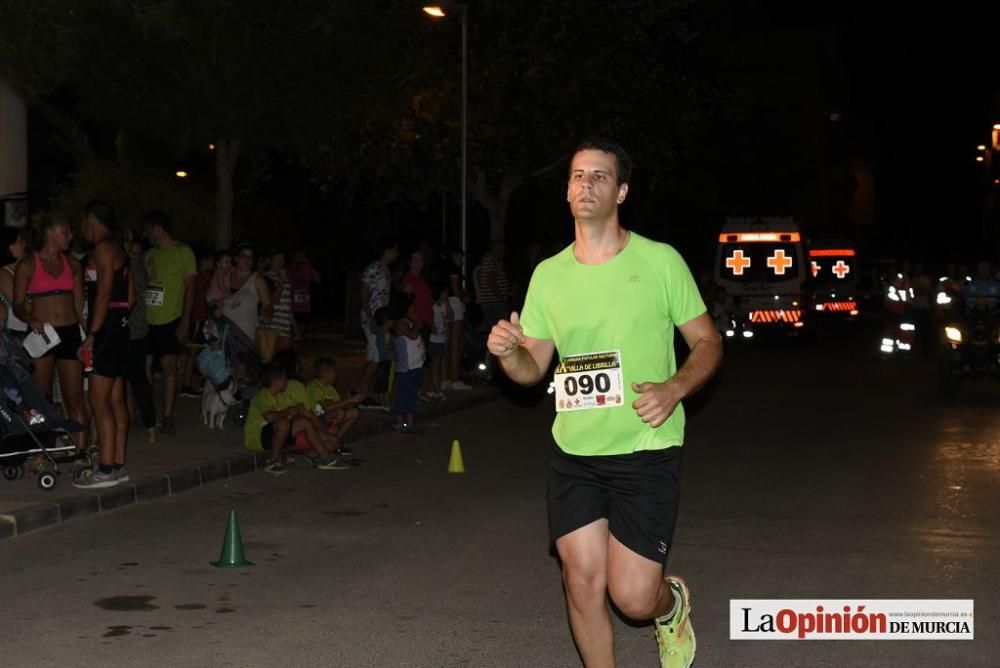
[944,326,962,344]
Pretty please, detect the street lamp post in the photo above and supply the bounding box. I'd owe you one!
[423,3,468,286]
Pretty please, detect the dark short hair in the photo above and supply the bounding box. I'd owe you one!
[234,242,254,257]
[260,363,287,388]
[313,357,337,376]
[431,278,450,296]
[388,293,413,320]
[271,348,300,380]
[33,212,70,250]
[142,210,172,234]
[214,250,232,265]
[376,235,398,259]
[374,307,390,326]
[571,137,633,185]
[84,200,117,232]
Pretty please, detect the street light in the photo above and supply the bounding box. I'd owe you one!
[977,145,987,151]
[423,2,468,287]
[175,170,189,178]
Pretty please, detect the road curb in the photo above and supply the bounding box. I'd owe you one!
[0,388,499,539]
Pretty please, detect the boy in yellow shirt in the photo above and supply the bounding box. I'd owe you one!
[244,363,346,474]
[307,357,363,446]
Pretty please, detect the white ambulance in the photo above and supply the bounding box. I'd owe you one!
[714,217,808,339]
[807,240,860,320]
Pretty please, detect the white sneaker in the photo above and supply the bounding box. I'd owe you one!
[451,381,472,391]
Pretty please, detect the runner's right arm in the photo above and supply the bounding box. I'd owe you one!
[490,311,554,387]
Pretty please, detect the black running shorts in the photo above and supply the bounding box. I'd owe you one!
[146,318,182,359]
[44,324,84,362]
[91,328,129,378]
[548,442,682,565]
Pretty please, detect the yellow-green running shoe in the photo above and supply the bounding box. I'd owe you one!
[655,575,695,668]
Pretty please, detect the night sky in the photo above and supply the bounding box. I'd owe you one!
[838,10,998,261]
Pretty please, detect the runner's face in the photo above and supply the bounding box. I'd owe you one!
[81,215,94,243]
[50,223,73,251]
[567,150,628,221]
[237,250,253,270]
[11,237,25,259]
[409,252,424,274]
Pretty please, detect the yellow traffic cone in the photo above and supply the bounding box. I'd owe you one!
[447,439,465,474]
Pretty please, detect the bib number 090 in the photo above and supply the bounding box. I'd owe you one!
[564,373,612,397]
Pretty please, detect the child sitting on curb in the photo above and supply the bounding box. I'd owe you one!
[307,357,363,444]
[272,349,352,462]
[243,363,347,475]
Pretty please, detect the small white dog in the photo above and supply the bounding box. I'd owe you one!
[202,378,240,429]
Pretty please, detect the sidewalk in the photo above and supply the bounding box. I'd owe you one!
[0,342,498,539]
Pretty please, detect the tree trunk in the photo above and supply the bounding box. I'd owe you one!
[32,99,96,170]
[215,138,240,250]
[472,171,521,242]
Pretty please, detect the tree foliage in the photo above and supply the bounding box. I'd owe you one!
[304,0,727,240]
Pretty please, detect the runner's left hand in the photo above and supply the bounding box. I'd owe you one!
[631,381,683,428]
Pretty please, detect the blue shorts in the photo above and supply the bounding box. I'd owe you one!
[393,369,424,416]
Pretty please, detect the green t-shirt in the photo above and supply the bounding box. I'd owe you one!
[243,388,292,452]
[144,241,197,325]
[306,379,341,408]
[277,379,309,411]
[519,233,706,456]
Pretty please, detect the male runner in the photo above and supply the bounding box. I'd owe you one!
[489,138,722,667]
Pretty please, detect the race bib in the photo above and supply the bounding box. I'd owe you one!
[554,350,625,412]
[144,284,165,307]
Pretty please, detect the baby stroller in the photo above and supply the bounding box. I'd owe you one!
[0,333,84,490]
[196,318,260,427]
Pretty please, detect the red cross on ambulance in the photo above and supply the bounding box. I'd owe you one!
[832,260,850,279]
[767,249,793,275]
[726,250,751,276]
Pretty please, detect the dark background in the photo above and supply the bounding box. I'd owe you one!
[5,1,1000,317]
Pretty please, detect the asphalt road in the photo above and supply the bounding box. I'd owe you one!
[0,324,996,667]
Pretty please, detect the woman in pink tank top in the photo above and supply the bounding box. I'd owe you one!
[13,214,87,449]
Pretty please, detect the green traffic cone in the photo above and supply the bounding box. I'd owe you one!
[210,510,254,568]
